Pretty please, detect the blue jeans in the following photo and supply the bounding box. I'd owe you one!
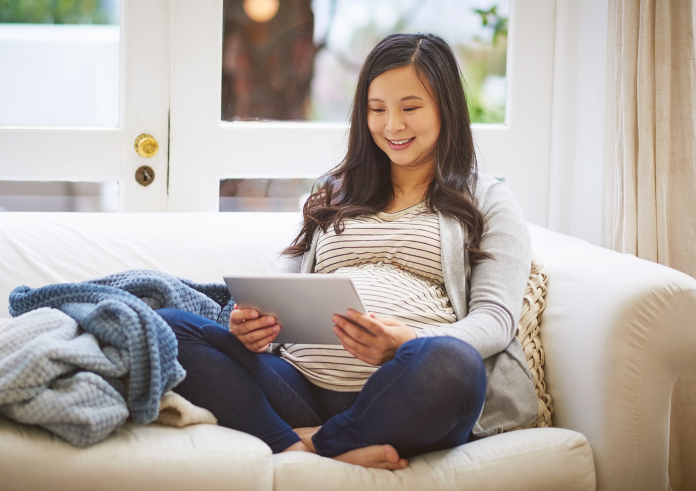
[157,308,486,457]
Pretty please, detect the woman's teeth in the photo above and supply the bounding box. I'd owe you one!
[389,138,414,144]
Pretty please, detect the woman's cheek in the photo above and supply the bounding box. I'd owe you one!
[367,113,382,133]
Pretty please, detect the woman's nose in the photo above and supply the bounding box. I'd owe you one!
[385,111,406,133]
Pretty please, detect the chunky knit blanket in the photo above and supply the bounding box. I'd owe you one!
[3,270,235,446]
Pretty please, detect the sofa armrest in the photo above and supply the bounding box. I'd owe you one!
[529,224,696,491]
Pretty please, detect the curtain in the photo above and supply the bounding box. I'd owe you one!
[613,0,696,275]
[613,1,696,490]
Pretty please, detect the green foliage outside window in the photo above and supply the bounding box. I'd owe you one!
[464,5,508,124]
[0,0,111,24]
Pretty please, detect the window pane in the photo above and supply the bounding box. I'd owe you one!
[221,0,508,123]
[220,178,316,212]
[0,0,120,127]
[0,181,119,212]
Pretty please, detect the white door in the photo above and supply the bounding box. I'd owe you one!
[0,0,170,212]
[167,0,557,227]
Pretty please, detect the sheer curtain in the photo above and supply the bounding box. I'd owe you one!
[611,1,696,489]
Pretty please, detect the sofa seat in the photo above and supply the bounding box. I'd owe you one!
[0,414,273,491]
[273,428,595,491]
[0,409,594,491]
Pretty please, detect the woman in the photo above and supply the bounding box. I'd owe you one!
[158,33,536,470]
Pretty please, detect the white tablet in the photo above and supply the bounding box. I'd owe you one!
[223,274,367,345]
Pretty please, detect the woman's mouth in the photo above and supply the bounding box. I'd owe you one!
[387,137,415,150]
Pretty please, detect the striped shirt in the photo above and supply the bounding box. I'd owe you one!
[279,202,457,391]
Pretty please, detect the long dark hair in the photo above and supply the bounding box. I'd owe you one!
[283,33,489,261]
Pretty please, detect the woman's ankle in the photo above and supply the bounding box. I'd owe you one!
[281,440,314,453]
[293,426,320,453]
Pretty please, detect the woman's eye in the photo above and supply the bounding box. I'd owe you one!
[404,107,418,112]
[370,108,385,113]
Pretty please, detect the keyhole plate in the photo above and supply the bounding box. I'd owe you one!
[135,166,155,187]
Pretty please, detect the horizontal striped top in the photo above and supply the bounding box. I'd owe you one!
[279,202,457,391]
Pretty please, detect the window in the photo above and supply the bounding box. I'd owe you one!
[221,0,509,124]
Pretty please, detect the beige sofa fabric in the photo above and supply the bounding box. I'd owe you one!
[0,414,273,491]
[530,223,696,491]
[272,428,595,491]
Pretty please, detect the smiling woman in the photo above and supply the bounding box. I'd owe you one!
[159,32,536,471]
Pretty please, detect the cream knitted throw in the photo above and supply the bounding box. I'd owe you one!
[156,391,217,427]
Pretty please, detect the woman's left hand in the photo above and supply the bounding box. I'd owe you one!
[333,310,417,366]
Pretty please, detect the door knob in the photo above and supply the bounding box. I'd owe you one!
[134,134,159,158]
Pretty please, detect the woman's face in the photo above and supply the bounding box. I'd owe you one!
[366,65,442,173]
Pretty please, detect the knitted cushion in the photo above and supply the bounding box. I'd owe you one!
[507,254,553,431]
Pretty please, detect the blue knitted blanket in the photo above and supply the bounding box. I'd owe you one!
[5,270,235,445]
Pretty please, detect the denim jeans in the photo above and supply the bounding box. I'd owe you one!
[157,308,486,457]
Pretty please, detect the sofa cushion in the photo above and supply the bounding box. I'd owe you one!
[0,414,273,491]
[508,254,553,430]
[272,428,595,491]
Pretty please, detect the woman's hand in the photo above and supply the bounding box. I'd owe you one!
[332,310,416,366]
[229,304,281,353]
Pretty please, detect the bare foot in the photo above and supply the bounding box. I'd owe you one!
[294,426,321,453]
[292,427,408,470]
[334,444,408,470]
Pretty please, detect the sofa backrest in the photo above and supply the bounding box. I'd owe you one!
[0,212,302,318]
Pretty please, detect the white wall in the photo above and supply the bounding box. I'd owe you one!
[547,0,612,246]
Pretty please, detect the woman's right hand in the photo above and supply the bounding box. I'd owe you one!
[229,304,281,353]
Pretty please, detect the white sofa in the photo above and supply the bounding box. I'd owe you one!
[0,212,694,491]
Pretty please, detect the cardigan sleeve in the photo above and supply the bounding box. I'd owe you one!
[414,181,531,360]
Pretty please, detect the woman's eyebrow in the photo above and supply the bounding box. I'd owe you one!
[367,95,424,103]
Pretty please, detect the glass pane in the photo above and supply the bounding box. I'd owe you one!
[220,178,316,212]
[221,0,508,123]
[0,181,119,212]
[0,0,120,127]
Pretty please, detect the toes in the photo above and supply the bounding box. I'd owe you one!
[375,458,408,471]
[382,444,399,463]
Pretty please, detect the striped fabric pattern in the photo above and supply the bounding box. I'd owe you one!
[279,203,457,391]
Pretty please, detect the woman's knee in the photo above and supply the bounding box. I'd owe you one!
[411,337,486,396]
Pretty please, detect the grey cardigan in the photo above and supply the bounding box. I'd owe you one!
[277,173,537,436]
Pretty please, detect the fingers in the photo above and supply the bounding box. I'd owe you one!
[237,324,280,352]
[231,308,261,323]
[334,324,370,352]
[231,310,276,334]
[333,323,378,364]
[228,306,280,352]
[247,329,279,353]
[332,313,377,343]
[344,309,386,335]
